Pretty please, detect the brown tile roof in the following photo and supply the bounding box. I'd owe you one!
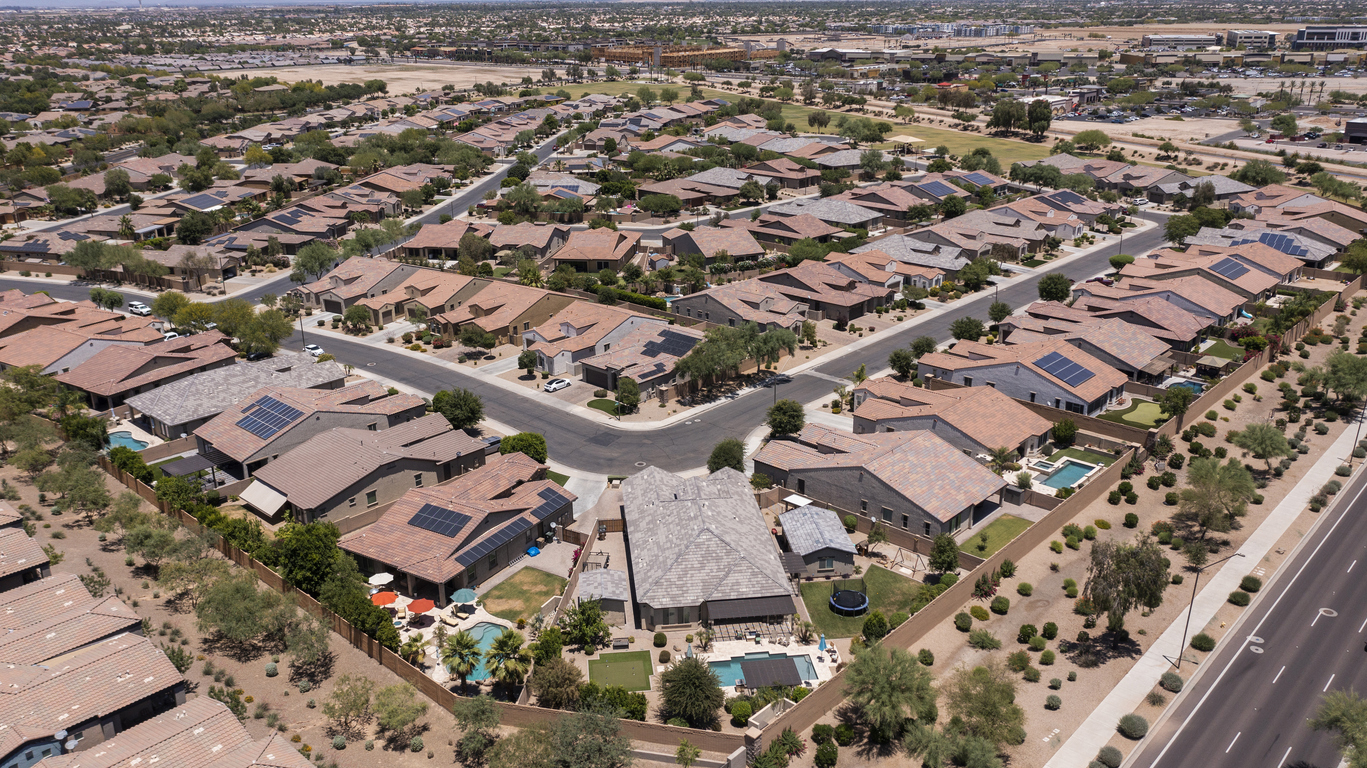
[357,271,478,313]
[1078,275,1244,319]
[55,332,237,398]
[301,258,408,302]
[852,377,1052,452]
[338,453,574,584]
[661,226,764,260]
[579,323,705,382]
[0,595,140,664]
[488,222,569,251]
[919,338,1127,402]
[523,301,654,358]
[0,575,91,631]
[554,228,640,264]
[0,528,47,581]
[675,280,808,329]
[757,260,892,308]
[720,213,842,241]
[402,219,493,252]
[1059,317,1174,370]
[434,281,555,333]
[827,250,943,283]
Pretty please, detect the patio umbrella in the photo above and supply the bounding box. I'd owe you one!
[368,573,394,587]
[818,634,826,651]
[408,598,436,614]
[371,591,398,606]
[685,644,693,658]
[451,588,477,605]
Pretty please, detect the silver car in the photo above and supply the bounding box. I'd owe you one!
[544,378,571,393]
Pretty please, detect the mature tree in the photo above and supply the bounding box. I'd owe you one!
[616,377,640,412]
[517,350,538,377]
[238,309,293,354]
[940,195,967,220]
[707,438,746,473]
[125,524,180,569]
[1309,689,1367,768]
[88,286,124,311]
[1231,159,1287,187]
[104,168,132,200]
[323,674,375,736]
[767,399,805,436]
[547,705,633,768]
[561,598,609,650]
[173,302,216,332]
[1326,349,1367,401]
[889,348,916,378]
[432,388,484,429]
[373,683,428,734]
[1270,112,1299,137]
[212,297,256,339]
[275,521,342,595]
[292,242,339,283]
[485,629,532,690]
[1073,129,1112,151]
[844,644,937,742]
[659,658,725,728]
[911,336,938,358]
[866,522,889,557]
[501,432,548,463]
[196,572,293,646]
[1233,423,1292,470]
[529,656,584,710]
[459,232,494,264]
[941,660,1025,750]
[1177,457,1257,541]
[1157,385,1196,424]
[442,630,483,692]
[1037,273,1072,302]
[342,304,371,328]
[158,556,231,609]
[453,694,502,766]
[950,317,985,341]
[150,290,190,321]
[929,533,961,573]
[1083,534,1170,632]
[1027,99,1053,137]
[988,300,1012,324]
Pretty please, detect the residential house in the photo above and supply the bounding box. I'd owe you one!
[54,331,239,410]
[1149,243,1304,284]
[831,183,935,224]
[578,323,705,394]
[0,527,50,592]
[754,425,1007,537]
[756,260,895,323]
[400,219,493,261]
[487,222,570,259]
[1149,174,1255,205]
[997,197,1088,239]
[767,198,884,230]
[1030,189,1127,227]
[825,250,944,290]
[0,589,141,665]
[851,378,1054,457]
[1073,275,1246,328]
[851,235,969,276]
[908,208,1050,259]
[430,282,575,345]
[241,413,487,523]
[777,505,856,578]
[1001,316,1176,382]
[552,228,642,272]
[744,158,822,190]
[295,258,422,314]
[622,466,794,630]
[1118,252,1280,300]
[0,316,166,377]
[918,338,1128,416]
[521,302,664,375]
[671,280,807,331]
[1027,297,1207,352]
[1185,226,1338,267]
[1227,184,1328,216]
[338,452,574,606]
[719,213,848,247]
[661,226,765,265]
[356,271,484,327]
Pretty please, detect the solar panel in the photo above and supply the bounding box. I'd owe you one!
[234,395,303,440]
[1231,232,1310,258]
[963,172,995,187]
[919,180,958,197]
[1047,189,1085,204]
[407,503,472,538]
[1209,257,1250,280]
[1034,351,1096,387]
[182,193,222,210]
[456,517,535,566]
[530,486,570,520]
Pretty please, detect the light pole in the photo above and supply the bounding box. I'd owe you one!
[1174,551,1244,670]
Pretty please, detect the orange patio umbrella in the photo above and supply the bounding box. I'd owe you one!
[408,598,436,614]
[371,591,398,606]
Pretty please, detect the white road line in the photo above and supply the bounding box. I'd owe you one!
[1313,612,1322,626]
[1325,674,1336,692]
[1350,560,1357,573]
[1360,616,1367,633]
[1274,666,1286,683]
[1227,733,1241,753]
[1278,747,1292,768]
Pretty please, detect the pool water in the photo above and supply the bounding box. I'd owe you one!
[460,622,507,681]
[1168,381,1204,395]
[108,431,149,451]
[1042,460,1091,489]
[707,652,817,687]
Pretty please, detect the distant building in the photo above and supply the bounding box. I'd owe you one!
[1227,29,1279,49]
[1291,25,1367,50]
[1141,34,1222,49]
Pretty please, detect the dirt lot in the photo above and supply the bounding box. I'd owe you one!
[1052,115,1242,144]
[230,63,561,93]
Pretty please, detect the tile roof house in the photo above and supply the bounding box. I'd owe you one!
[851,377,1055,457]
[919,338,1128,416]
[1030,189,1127,226]
[0,574,90,630]
[55,331,239,410]
[756,260,895,323]
[1226,184,1328,216]
[754,425,1007,537]
[0,527,51,592]
[671,280,808,332]
[622,466,794,630]
[244,413,487,523]
[824,249,944,289]
[487,222,570,259]
[997,197,1089,239]
[1073,275,1245,327]
[552,228,642,272]
[520,301,665,375]
[743,158,822,189]
[125,353,346,440]
[661,226,765,265]
[1232,212,1360,252]
[34,697,312,768]
[832,183,940,223]
[296,258,422,314]
[777,505,856,578]
[719,213,847,246]
[908,208,1050,259]
[1150,243,1303,283]
[1118,252,1280,300]
[1184,226,1337,267]
[768,198,884,229]
[851,234,969,274]
[0,592,140,665]
[1001,316,1177,381]
[355,271,484,327]
[1032,297,1207,351]
[1150,174,1256,204]
[430,282,575,345]
[339,452,574,605]
[0,635,185,767]
[193,380,427,479]
[400,219,493,261]
[578,323,705,394]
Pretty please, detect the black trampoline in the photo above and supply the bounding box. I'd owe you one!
[829,577,868,617]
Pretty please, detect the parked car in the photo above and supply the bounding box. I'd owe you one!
[162,331,179,341]
[245,351,272,362]
[544,378,571,393]
[1087,277,1115,287]
[304,343,324,357]
[128,301,150,316]
[481,435,502,455]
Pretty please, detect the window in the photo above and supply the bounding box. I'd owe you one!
[366,490,378,507]
[986,381,995,388]
[464,565,477,585]
[1054,398,1061,408]
[367,423,377,431]
[349,497,356,508]
[818,557,835,572]
[902,514,909,529]
[924,522,931,536]
[414,473,423,487]
[963,376,973,386]
[860,500,868,512]
[487,552,498,570]
[1029,392,1036,403]
[881,507,893,522]
[797,479,805,493]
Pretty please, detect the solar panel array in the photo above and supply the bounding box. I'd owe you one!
[919,180,959,198]
[407,503,472,538]
[181,193,223,210]
[1209,257,1250,281]
[641,329,700,359]
[962,172,995,187]
[456,517,534,567]
[530,486,571,520]
[1034,351,1097,387]
[1047,190,1086,204]
[234,395,303,440]
[1230,232,1310,258]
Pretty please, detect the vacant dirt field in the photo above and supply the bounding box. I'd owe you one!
[1051,115,1241,143]
[230,63,560,94]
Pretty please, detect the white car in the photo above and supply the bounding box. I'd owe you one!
[162,331,179,341]
[128,301,150,316]
[304,344,324,357]
[544,378,571,393]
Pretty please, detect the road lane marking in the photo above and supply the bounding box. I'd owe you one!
[1326,674,1336,692]
[1360,616,1367,633]
[1313,607,1337,626]
[1278,747,1292,767]
[1227,733,1241,753]
[1274,666,1286,683]
[1350,560,1357,573]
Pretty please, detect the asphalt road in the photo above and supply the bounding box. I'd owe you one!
[1130,465,1367,768]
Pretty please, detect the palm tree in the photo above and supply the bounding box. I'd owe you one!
[399,632,426,666]
[987,446,1017,475]
[117,215,134,240]
[441,630,481,691]
[517,260,544,287]
[484,629,531,692]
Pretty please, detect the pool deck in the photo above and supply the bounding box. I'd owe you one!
[109,419,161,449]
[696,638,837,693]
[384,593,515,687]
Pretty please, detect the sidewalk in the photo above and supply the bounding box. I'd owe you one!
[1043,415,1363,768]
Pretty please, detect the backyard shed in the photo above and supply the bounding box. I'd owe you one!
[577,568,630,626]
[778,505,856,577]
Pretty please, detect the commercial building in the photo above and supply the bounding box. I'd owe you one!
[1227,30,1280,49]
[1291,25,1367,50]
[1141,34,1222,49]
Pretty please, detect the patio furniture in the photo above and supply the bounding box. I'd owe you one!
[455,612,471,620]
[612,638,630,650]
[441,614,459,627]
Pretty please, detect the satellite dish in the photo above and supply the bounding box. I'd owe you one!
[65,740,78,752]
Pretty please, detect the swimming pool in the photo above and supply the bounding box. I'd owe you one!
[706,652,817,687]
[459,622,507,682]
[1040,459,1093,489]
[1168,380,1204,395]
[108,431,148,451]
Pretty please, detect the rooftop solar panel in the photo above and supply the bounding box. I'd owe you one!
[962,172,995,187]
[1047,190,1086,204]
[530,487,571,520]
[1209,257,1250,280]
[919,180,958,198]
[1034,351,1096,388]
[234,395,303,440]
[407,503,472,538]
[456,517,535,566]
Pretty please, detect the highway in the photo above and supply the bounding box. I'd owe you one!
[1130,464,1367,768]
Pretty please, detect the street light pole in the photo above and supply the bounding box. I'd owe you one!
[1175,551,1244,670]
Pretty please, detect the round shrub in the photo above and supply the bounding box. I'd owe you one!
[298,680,311,693]
[1095,519,1112,529]
[1045,694,1062,710]
[410,736,424,753]
[919,648,934,666]
[1097,745,1124,768]
[1049,677,1063,690]
[991,596,1010,615]
[970,606,990,622]
[1083,525,1097,540]
[1165,492,1179,506]
[834,723,856,746]
[812,724,834,745]
[1126,493,1139,505]
[731,701,752,727]
[1160,671,1183,693]
[1191,633,1216,652]
[265,662,277,677]
[955,612,973,632]
[1018,624,1038,643]
[1108,490,1123,505]
[1118,714,1149,740]
[1069,671,1078,681]
[1240,575,1262,593]
[1029,636,1047,652]
[1124,512,1139,528]
[815,741,838,768]
[653,632,667,647]
[365,741,374,751]
[659,650,671,663]
[1066,536,1080,550]
[332,736,346,750]
[1018,582,1033,597]
[1337,464,1353,476]
[1040,650,1056,665]
[1042,622,1058,640]
[1066,586,1079,598]
[1228,590,1251,607]
[1171,573,1184,585]
[1147,476,1162,491]
[1051,540,1064,553]
[1024,667,1041,683]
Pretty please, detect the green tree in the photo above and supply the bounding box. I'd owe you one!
[561,598,609,650]
[238,309,294,355]
[929,533,960,573]
[675,739,702,768]
[843,643,937,742]
[659,657,725,728]
[767,399,805,436]
[485,628,532,690]
[1231,159,1287,187]
[1027,99,1053,138]
[1073,129,1112,151]
[500,432,547,463]
[1083,534,1170,632]
[322,673,375,737]
[1164,214,1202,245]
[1232,423,1292,470]
[941,659,1025,750]
[616,377,640,412]
[939,194,967,220]
[275,521,342,595]
[529,656,584,710]
[1037,273,1073,302]
[196,572,293,646]
[104,168,132,200]
[950,317,985,341]
[518,349,538,377]
[1309,689,1367,768]
[1157,384,1196,424]
[150,291,190,322]
[292,242,339,283]
[212,298,256,339]
[373,683,428,735]
[175,211,215,245]
[1177,458,1257,541]
[707,438,745,473]
[988,300,1012,324]
[432,388,484,429]
[452,694,501,766]
[889,348,916,378]
[442,630,483,692]
[911,336,938,358]
[1270,112,1299,137]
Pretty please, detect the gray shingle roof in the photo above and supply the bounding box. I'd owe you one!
[769,198,882,226]
[779,506,856,557]
[125,353,346,430]
[622,467,792,610]
[853,235,968,271]
[577,569,630,602]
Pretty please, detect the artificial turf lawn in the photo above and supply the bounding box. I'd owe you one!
[1099,400,1167,428]
[546,470,570,486]
[587,650,653,691]
[959,514,1032,558]
[799,565,926,639]
[588,398,620,415]
[1048,447,1117,466]
[479,567,567,623]
[1202,339,1244,361]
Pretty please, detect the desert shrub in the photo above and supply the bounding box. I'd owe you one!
[1095,519,1111,529]
[731,701,752,727]
[1337,464,1352,476]
[968,630,1002,650]
[1118,714,1149,740]
[333,736,346,750]
[1083,525,1097,540]
[653,632,666,647]
[999,559,1017,577]
[834,723,855,746]
[1191,633,1216,651]
[1147,476,1162,490]
[1024,667,1041,683]
[1097,745,1124,768]
[1108,490,1123,505]
[815,741,838,768]
[265,663,277,677]
[1160,672,1183,693]
[1241,576,1262,592]
[1124,513,1139,528]
[970,606,990,622]
[918,648,934,666]
[1018,583,1033,597]
[410,736,424,753]
[991,596,1010,615]
[1017,624,1038,643]
[1166,492,1179,505]
[1007,650,1030,672]
[1050,677,1063,690]
[1046,695,1062,710]
[954,612,973,631]
[1051,540,1064,553]
[1126,493,1139,505]
[660,650,671,663]
[1228,590,1251,606]
[1171,574,1184,585]
[1042,622,1058,640]
[1029,636,1047,652]
[811,724,834,745]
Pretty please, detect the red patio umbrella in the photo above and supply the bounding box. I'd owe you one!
[371,591,398,606]
[408,598,436,614]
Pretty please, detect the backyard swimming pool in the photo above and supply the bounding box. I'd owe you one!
[108,431,148,451]
[707,652,817,687]
[1032,458,1099,490]
[1167,380,1204,395]
[459,622,507,681]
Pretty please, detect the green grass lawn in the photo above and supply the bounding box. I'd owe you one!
[493,267,513,278]
[546,470,569,486]
[1048,447,1116,466]
[479,567,566,623]
[1203,339,1244,361]
[1099,400,1167,428]
[587,398,620,416]
[960,514,1032,558]
[587,650,654,691]
[799,565,926,639]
